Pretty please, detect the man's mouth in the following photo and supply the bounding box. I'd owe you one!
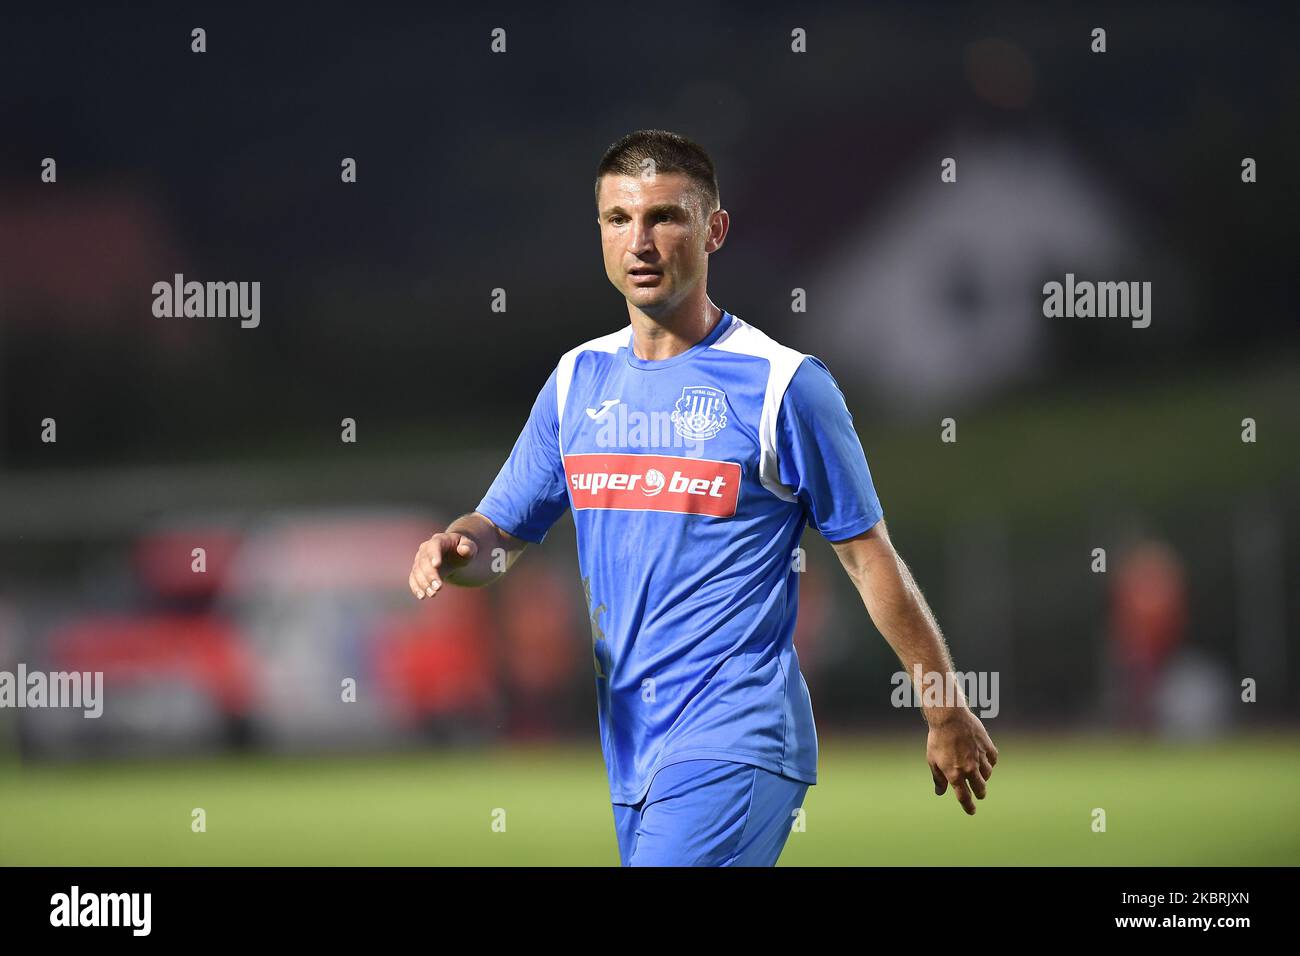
[628,267,663,285]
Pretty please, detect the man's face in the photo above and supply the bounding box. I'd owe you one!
[596,172,725,316]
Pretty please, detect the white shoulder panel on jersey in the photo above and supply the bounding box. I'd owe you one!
[710,314,807,502]
[555,325,633,449]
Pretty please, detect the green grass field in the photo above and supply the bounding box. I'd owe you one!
[1,732,1296,866]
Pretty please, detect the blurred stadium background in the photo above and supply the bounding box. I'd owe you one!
[1,4,1297,865]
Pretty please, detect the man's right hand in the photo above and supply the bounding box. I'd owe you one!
[409,531,479,599]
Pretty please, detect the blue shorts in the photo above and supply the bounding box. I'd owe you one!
[611,758,809,866]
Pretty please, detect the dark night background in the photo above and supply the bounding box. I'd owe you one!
[0,2,1296,865]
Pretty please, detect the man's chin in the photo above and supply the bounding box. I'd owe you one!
[624,285,673,311]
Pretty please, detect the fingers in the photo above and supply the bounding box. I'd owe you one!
[410,543,434,599]
[948,772,976,815]
[965,765,987,801]
[980,736,999,781]
[426,539,449,595]
[950,752,992,813]
[454,534,477,560]
[933,754,989,814]
[410,558,439,600]
[411,534,453,600]
[930,762,948,796]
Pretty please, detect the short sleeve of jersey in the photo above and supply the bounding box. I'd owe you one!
[775,355,884,542]
[474,366,570,543]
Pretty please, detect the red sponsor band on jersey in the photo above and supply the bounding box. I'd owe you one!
[563,453,740,517]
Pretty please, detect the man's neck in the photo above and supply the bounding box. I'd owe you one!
[628,296,723,362]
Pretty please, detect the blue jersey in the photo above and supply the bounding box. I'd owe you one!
[476,310,883,804]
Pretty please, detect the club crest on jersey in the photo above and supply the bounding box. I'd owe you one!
[670,386,728,442]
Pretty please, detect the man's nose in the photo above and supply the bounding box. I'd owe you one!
[628,218,655,254]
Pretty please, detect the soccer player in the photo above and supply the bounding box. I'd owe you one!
[408,129,998,866]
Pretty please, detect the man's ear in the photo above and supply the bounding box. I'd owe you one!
[706,208,729,253]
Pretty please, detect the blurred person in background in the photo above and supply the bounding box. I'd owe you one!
[1109,540,1188,732]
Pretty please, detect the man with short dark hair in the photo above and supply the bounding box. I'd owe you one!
[409,129,998,866]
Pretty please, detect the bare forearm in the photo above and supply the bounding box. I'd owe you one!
[863,555,954,672]
[863,563,967,722]
[833,522,1000,813]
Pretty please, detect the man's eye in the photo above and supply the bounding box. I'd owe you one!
[656,213,673,222]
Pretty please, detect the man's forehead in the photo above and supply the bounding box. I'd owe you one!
[598,171,699,209]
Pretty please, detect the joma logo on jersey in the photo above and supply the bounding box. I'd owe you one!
[563,453,740,517]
